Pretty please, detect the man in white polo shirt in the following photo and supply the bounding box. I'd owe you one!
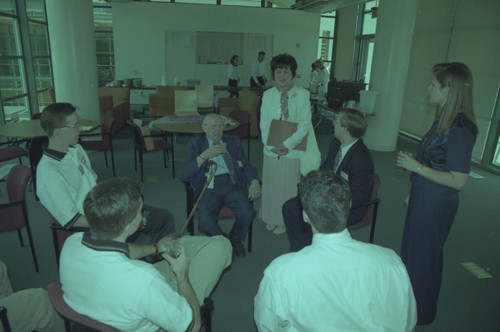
[254,170,417,331]
[60,178,231,331]
[36,103,174,257]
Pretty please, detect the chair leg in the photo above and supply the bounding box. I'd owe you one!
[110,144,116,177]
[140,151,144,182]
[247,220,253,252]
[369,202,379,244]
[134,148,137,171]
[163,149,167,168]
[170,135,175,178]
[17,230,24,246]
[247,125,251,160]
[51,227,61,268]
[25,223,39,272]
[104,150,109,167]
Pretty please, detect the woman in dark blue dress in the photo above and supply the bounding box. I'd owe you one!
[396,63,478,325]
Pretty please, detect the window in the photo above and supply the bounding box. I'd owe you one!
[93,5,115,86]
[317,10,335,72]
[0,0,53,123]
[353,0,377,84]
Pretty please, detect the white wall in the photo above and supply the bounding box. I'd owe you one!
[112,3,319,88]
[399,0,500,160]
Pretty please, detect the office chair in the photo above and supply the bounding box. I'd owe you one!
[347,174,381,243]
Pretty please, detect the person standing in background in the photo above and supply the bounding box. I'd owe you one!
[250,51,267,87]
[259,54,320,235]
[396,62,478,325]
[314,59,330,97]
[227,55,240,98]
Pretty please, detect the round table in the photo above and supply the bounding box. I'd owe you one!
[0,119,99,139]
[153,120,239,134]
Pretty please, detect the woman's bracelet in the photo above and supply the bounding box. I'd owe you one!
[416,165,425,174]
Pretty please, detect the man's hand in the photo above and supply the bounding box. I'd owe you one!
[162,245,190,279]
[138,216,148,231]
[200,145,226,160]
[248,179,261,201]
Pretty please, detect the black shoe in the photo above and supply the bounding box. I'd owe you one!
[229,238,246,258]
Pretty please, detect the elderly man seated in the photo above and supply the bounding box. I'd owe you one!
[59,178,232,332]
[255,170,417,331]
[179,114,261,258]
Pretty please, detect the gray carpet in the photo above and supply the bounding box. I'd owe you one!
[0,127,498,331]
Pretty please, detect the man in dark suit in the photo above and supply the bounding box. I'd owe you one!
[282,108,374,252]
[179,114,261,258]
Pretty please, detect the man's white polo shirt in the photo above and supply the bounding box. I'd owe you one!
[60,232,193,332]
[37,144,97,227]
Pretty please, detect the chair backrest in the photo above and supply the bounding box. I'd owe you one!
[175,90,198,116]
[100,116,115,146]
[7,165,31,203]
[49,217,88,267]
[0,165,31,232]
[47,283,120,332]
[195,85,214,108]
[127,120,155,152]
[149,94,175,117]
[348,174,380,230]
[26,136,49,174]
[229,110,251,139]
[31,113,42,120]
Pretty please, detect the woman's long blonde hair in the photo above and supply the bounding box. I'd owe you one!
[432,62,478,134]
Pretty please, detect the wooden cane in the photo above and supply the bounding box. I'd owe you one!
[180,161,218,235]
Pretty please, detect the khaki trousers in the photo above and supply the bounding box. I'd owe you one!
[154,235,232,304]
[0,261,64,332]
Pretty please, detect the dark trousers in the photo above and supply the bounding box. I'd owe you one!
[250,76,265,87]
[197,174,255,241]
[127,204,175,245]
[401,183,458,325]
[228,79,239,98]
[282,196,312,252]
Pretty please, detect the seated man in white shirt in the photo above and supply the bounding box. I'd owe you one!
[254,170,417,332]
[60,178,232,332]
[37,102,174,258]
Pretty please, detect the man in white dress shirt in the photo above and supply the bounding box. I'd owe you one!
[254,169,417,332]
[250,51,267,87]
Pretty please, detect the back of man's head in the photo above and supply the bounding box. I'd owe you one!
[40,103,76,137]
[299,169,351,233]
[339,108,367,138]
[83,178,142,240]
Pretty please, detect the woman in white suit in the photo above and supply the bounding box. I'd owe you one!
[259,54,320,234]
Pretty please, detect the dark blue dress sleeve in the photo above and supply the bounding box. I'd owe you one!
[444,120,477,173]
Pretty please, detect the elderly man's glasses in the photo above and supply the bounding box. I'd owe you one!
[61,122,81,129]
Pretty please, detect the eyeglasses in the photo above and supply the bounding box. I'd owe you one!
[61,122,81,129]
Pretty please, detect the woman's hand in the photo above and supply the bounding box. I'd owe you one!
[396,151,421,172]
[271,143,289,156]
